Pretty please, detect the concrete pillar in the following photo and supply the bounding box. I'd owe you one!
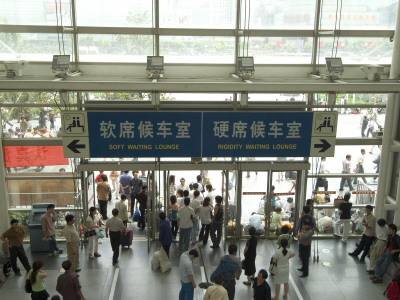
[375,2,400,219]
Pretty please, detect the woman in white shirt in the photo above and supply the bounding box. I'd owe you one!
[169,175,176,197]
[86,206,101,259]
[272,238,295,300]
[198,197,213,245]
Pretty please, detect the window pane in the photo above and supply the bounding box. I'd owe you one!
[0,32,73,61]
[0,0,71,25]
[160,93,234,101]
[248,93,308,102]
[8,178,77,208]
[318,37,393,64]
[159,0,236,29]
[321,0,398,30]
[243,0,316,29]
[160,36,235,63]
[83,92,151,101]
[240,37,313,64]
[78,34,153,62]
[4,146,69,171]
[76,0,153,27]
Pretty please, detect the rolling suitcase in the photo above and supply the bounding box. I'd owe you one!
[121,228,133,248]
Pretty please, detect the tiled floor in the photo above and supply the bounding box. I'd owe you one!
[0,228,391,300]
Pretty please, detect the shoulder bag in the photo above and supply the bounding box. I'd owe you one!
[269,257,278,275]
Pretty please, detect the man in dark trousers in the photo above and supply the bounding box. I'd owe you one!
[210,244,242,300]
[348,205,376,262]
[298,219,314,278]
[0,219,31,276]
[105,209,125,265]
[129,170,143,214]
[136,185,148,230]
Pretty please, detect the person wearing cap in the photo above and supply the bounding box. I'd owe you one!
[348,205,376,262]
[298,219,314,278]
[179,245,201,300]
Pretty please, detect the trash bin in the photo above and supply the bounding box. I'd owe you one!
[28,203,51,252]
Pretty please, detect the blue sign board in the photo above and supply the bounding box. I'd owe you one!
[203,112,313,157]
[86,112,314,157]
[87,112,202,157]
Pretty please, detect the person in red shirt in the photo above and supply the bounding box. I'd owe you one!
[95,171,108,183]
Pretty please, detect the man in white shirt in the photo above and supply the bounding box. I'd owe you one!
[367,219,389,274]
[179,248,199,300]
[178,198,194,252]
[339,154,354,191]
[190,191,201,245]
[205,184,215,206]
[176,178,190,194]
[189,183,204,202]
[353,149,367,184]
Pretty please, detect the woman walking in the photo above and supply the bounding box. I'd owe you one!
[272,238,295,300]
[243,226,258,285]
[169,195,179,241]
[169,175,176,197]
[86,207,101,259]
[198,197,213,244]
[28,260,50,300]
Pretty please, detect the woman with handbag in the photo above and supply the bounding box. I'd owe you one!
[86,207,101,259]
[28,260,50,300]
[271,238,295,300]
[243,226,258,285]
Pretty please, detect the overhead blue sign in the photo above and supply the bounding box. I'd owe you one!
[203,112,313,157]
[84,112,318,157]
[87,112,202,157]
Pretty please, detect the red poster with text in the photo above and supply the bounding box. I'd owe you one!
[3,146,69,168]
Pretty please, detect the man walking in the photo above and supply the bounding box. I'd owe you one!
[63,214,80,273]
[159,211,173,257]
[105,208,125,265]
[136,185,148,230]
[348,205,376,262]
[56,260,86,300]
[129,170,143,214]
[179,247,200,300]
[190,190,201,245]
[0,219,31,276]
[334,191,353,243]
[298,219,314,278]
[178,198,194,252]
[353,149,367,184]
[119,171,132,197]
[339,154,354,191]
[210,244,241,300]
[210,196,224,249]
[41,204,63,256]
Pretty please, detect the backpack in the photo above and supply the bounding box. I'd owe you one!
[385,281,400,300]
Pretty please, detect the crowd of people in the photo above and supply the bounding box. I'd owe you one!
[0,170,397,300]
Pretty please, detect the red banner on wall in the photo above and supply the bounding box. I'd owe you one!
[3,146,69,168]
